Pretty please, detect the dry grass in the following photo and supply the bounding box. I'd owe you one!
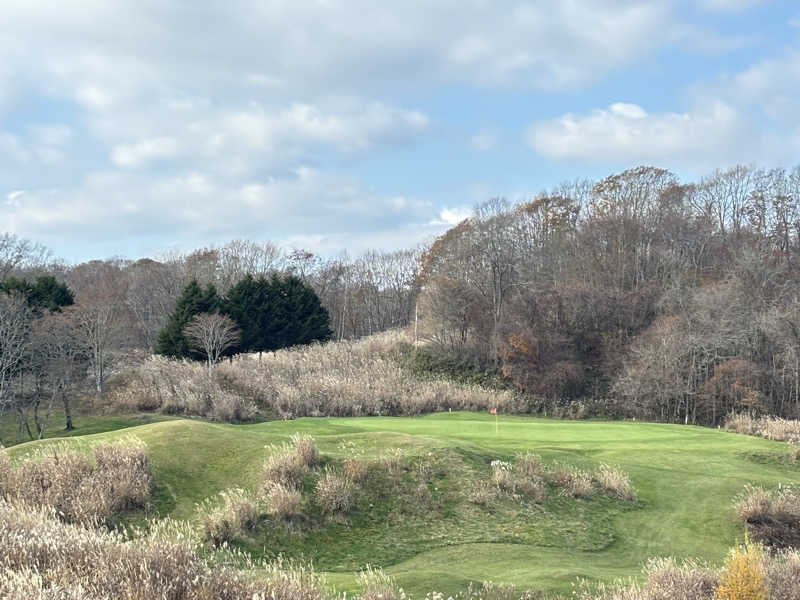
[550,464,594,499]
[292,434,319,468]
[262,445,307,491]
[0,439,151,525]
[196,488,262,546]
[725,414,800,444]
[315,468,354,515]
[0,499,337,600]
[736,485,800,549]
[358,566,400,600]
[109,330,523,421]
[594,465,637,501]
[266,483,303,520]
[343,458,368,483]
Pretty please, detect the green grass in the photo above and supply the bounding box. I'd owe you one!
[6,412,800,597]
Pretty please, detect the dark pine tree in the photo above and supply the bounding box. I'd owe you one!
[222,273,331,354]
[154,280,219,358]
[1,275,74,313]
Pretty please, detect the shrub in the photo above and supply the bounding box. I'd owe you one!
[292,434,319,468]
[716,540,767,600]
[315,468,353,515]
[267,483,302,520]
[262,445,306,491]
[594,464,637,501]
[197,488,262,546]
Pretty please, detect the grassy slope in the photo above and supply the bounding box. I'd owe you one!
[6,412,800,597]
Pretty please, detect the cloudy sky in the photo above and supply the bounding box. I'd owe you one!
[1,1,798,261]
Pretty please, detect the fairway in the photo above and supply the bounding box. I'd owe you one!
[8,412,800,597]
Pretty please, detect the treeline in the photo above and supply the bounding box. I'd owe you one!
[5,163,800,429]
[0,234,419,444]
[418,165,800,424]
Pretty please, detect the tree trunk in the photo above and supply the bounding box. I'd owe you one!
[62,391,74,431]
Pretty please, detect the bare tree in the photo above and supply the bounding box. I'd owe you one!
[0,232,51,281]
[184,313,241,369]
[72,269,127,396]
[0,293,32,446]
[27,310,88,434]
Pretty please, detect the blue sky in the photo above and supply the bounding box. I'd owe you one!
[1,0,799,261]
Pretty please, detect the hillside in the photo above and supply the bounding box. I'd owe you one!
[7,412,800,597]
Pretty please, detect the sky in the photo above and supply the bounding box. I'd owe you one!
[1,0,799,262]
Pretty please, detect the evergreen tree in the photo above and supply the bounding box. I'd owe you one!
[154,280,219,358]
[222,273,331,354]
[0,275,74,313]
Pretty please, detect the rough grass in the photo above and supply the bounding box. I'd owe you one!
[6,412,800,597]
[107,331,524,420]
[736,485,800,549]
[0,438,151,524]
[725,414,800,444]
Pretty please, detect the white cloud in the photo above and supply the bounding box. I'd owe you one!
[0,168,445,257]
[528,101,747,167]
[699,0,768,12]
[470,130,498,152]
[435,207,473,226]
[528,47,800,169]
[111,137,181,168]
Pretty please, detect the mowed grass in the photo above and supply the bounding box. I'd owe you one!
[6,411,800,597]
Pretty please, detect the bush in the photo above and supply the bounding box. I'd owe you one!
[196,488,262,546]
[315,469,354,515]
[267,483,302,520]
[716,540,767,600]
[594,464,637,501]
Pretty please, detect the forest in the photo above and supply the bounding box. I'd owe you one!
[3,164,800,442]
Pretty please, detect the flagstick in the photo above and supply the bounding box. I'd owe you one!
[495,413,498,435]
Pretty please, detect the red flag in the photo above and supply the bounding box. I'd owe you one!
[490,407,497,415]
